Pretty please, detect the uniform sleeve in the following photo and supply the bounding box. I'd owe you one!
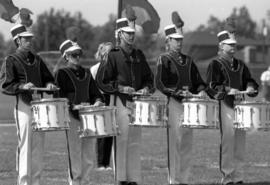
[242,64,259,97]
[155,55,175,96]
[54,69,70,98]
[39,57,55,87]
[96,53,118,94]
[88,74,104,104]
[206,60,226,99]
[0,57,22,95]
[138,50,154,90]
[190,61,206,93]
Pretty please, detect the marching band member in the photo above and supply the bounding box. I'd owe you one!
[206,30,258,185]
[0,24,57,185]
[155,24,207,185]
[96,18,154,185]
[91,42,114,170]
[55,40,104,185]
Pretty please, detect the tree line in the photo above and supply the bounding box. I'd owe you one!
[0,6,269,60]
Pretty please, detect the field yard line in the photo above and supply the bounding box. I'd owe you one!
[0,123,15,127]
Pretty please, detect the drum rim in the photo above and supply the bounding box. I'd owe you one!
[182,98,218,103]
[133,96,167,101]
[78,105,116,113]
[31,98,69,104]
[235,101,270,105]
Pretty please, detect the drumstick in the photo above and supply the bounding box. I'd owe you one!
[30,87,60,91]
[227,90,257,95]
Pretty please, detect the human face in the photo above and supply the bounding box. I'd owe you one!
[168,37,183,52]
[66,51,82,66]
[221,43,236,55]
[17,36,33,51]
[120,31,135,45]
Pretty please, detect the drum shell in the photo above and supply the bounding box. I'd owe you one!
[31,98,70,131]
[78,106,119,138]
[234,101,270,131]
[182,98,219,129]
[131,96,168,127]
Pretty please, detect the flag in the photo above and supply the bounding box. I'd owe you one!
[0,0,19,23]
[121,0,160,35]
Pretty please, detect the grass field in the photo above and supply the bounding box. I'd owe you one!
[1,125,270,185]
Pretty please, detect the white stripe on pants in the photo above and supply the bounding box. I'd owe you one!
[14,97,45,185]
[67,115,95,185]
[220,101,246,184]
[112,96,142,182]
[168,98,193,184]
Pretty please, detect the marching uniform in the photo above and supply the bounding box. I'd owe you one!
[0,24,55,185]
[156,52,206,185]
[156,24,206,185]
[206,31,258,184]
[96,19,153,184]
[55,40,103,185]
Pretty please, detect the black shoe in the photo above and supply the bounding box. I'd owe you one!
[128,182,138,185]
[225,182,234,185]
[235,181,244,184]
[118,181,128,185]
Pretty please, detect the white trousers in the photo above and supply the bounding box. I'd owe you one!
[168,98,193,184]
[14,97,45,185]
[111,96,142,182]
[220,101,246,184]
[66,115,95,185]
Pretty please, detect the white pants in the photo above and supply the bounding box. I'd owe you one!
[111,96,142,182]
[220,101,246,184]
[168,98,193,184]
[66,115,95,185]
[14,97,45,185]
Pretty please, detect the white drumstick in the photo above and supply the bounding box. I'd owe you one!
[30,87,60,92]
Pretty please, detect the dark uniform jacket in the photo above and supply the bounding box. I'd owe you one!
[206,55,259,108]
[96,46,154,106]
[0,49,55,104]
[55,66,103,119]
[155,50,206,102]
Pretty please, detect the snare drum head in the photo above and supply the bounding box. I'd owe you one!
[79,105,116,113]
[182,98,218,104]
[133,95,167,102]
[235,101,270,106]
[31,98,68,104]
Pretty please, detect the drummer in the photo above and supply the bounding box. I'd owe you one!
[96,17,154,185]
[55,40,104,185]
[155,24,207,185]
[0,24,57,185]
[206,30,258,185]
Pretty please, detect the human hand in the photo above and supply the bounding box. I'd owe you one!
[93,101,105,106]
[228,88,239,95]
[119,85,136,94]
[20,82,35,90]
[46,83,58,90]
[137,87,149,95]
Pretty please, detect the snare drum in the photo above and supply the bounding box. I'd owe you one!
[78,106,119,138]
[130,96,168,127]
[31,98,70,131]
[182,98,219,129]
[234,101,270,131]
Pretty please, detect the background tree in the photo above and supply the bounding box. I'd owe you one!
[228,6,257,38]
[32,8,95,57]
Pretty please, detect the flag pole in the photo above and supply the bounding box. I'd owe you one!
[118,0,123,18]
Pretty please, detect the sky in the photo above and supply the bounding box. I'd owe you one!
[0,0,269,40]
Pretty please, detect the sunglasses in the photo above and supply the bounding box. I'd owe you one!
[71,53,81,58]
